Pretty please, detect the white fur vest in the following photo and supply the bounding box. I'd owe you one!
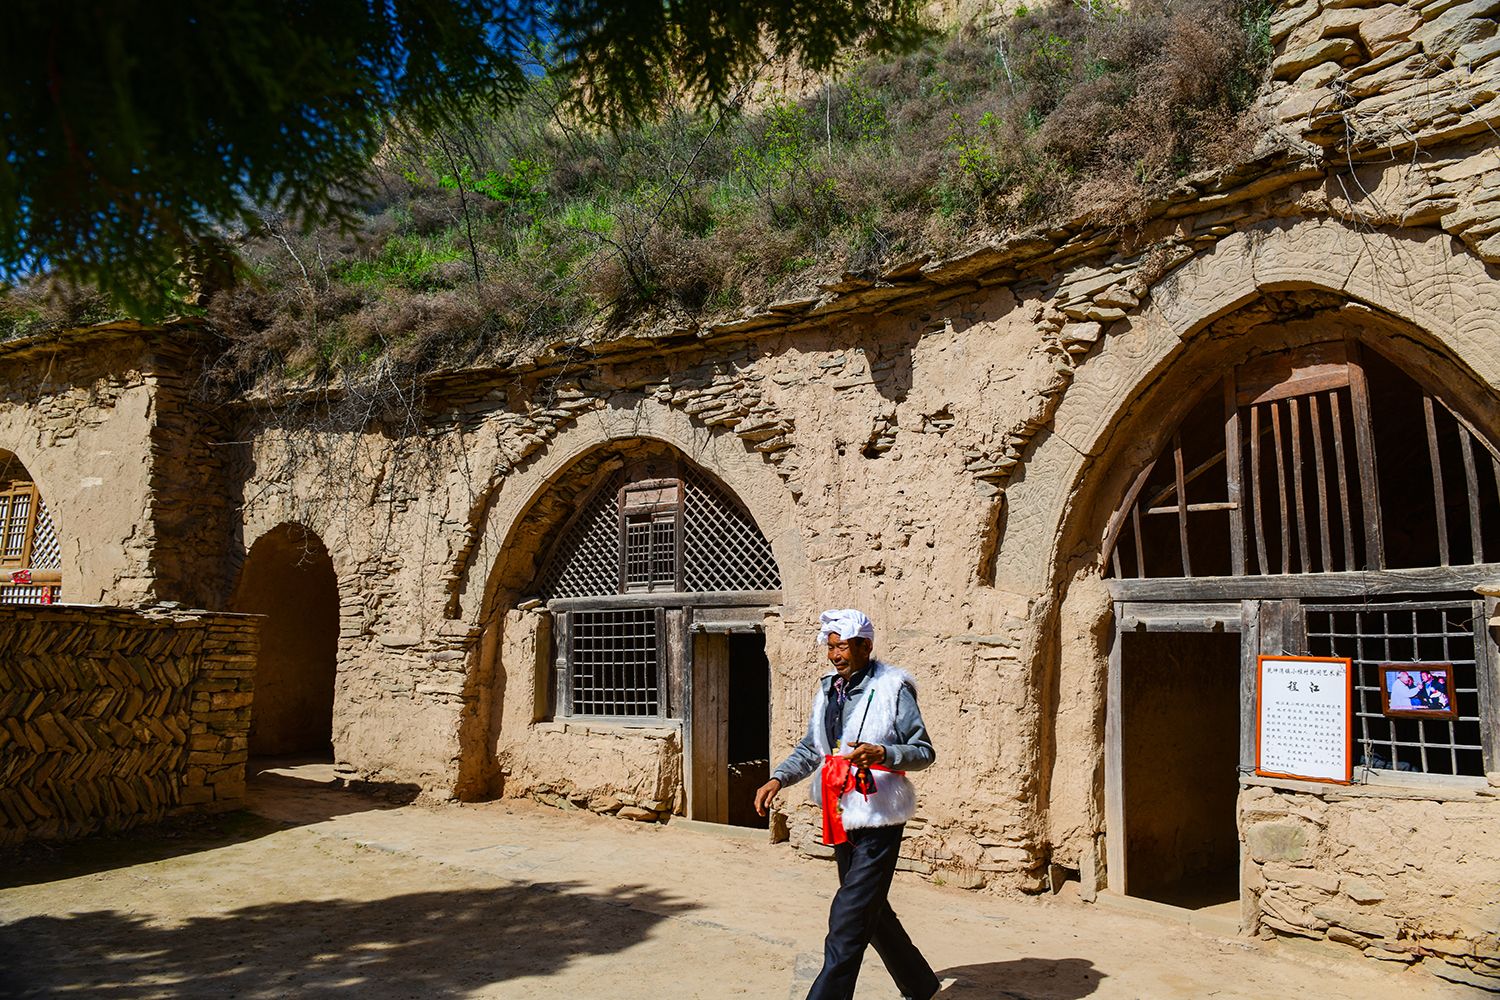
[808,660,919,830]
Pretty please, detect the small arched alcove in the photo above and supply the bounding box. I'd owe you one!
[231,523,340,758]
[0,450,62,605]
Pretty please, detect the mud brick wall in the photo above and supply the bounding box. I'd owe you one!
[0,605,259,844]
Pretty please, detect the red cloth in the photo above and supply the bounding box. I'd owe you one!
[820,754,904,846]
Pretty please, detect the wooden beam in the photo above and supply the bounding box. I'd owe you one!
[1289,396,1310,573]
[1458,427,1483,565]
[1224,376,1247,577]
[1346,342,1385,569]
[549,589,782,612]
[1250,406,1268,575]
[1309,393,1333,573]
[1424,394,1451,567]
[1174,433,1192,577]
[1328,390,1356,571]
[1105,563,1500,601]
[1105,617,1126,895]
[1101,458,1157,574]
[1271,402,1291,574]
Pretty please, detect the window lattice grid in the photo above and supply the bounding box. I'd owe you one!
[1305,599,1484,777]
[1,489,32,561]
[681,467,781,593]
[0,584,58,605]
[29,496,60,570]
[623,511,676,591]
[540,474,623,599]
[569,609,660,717]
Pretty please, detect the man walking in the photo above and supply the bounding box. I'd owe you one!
[754,609,940,1000]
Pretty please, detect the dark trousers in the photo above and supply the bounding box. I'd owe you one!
[806,823,939,1000]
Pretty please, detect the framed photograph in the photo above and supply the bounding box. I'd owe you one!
[1379,664,1457,720]
[1256,655,1353,784]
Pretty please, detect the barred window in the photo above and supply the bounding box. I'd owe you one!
[1305,599,1487,778]
[567,609,663,718]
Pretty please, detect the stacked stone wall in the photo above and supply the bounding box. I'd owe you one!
[0,605,258,844]
[1241,781,1500,993]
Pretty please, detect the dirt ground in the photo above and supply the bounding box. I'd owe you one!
[0,766,1481,999]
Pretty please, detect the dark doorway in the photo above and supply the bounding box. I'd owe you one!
[231,524,339,758]
[725,634,770,829]
[1119,630,1240,909]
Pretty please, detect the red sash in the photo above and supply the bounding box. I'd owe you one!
[820,754,904,846]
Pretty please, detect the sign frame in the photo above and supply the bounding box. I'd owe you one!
[1255,654,1353,785]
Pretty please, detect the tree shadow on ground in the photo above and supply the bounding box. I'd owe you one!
[0,881,694,998]
[0,767,413,889]
[938,957,1104,999]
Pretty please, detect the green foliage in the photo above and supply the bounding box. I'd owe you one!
[0,0,931,317]
[8,0,1274,391]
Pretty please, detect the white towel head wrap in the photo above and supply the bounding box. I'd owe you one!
[818,609,875,646]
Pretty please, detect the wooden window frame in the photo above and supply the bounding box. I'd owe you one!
[0,481,38,569]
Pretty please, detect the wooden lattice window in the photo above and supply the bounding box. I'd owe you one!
[540,463,780,600]
[0,480,37,569]
[1104,341,1500,579]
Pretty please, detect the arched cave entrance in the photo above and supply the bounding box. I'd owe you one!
[503,439,782,827]
[1094,328,1500,915]
[232,523,340,758]
[0,451,62,605]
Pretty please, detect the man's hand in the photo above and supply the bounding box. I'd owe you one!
[845,743,887,767]
[754,777,782,816]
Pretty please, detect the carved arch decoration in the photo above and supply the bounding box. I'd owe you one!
[456,394,803,626]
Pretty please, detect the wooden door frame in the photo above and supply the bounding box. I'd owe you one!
[1104,600,1243,908]
[682,606,771,823]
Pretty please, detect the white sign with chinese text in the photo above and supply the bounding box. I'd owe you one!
[1257,655,1352,784]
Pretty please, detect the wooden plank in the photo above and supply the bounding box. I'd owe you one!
[1423,394,1451,567]
[690,632,730,823]
[1458,427,1483,564]
[665,607,689,719]
[549,590,782,612]
[1289,397,1310,573]
[1105,562,1500,601]
[555,612,573,718]
[1308,394,1333,572]
[1224,376,1247,577]
[1271,402,1291,574]
[1235,341,1351,406]
[1131,506,1145,579]
[1238,368,1353,407]
[1239,601,1261,772]
[1174,433,1192,577]
[1101,459,1157,573]
[1143,448,1233,511]
[1480,597,1500,776]
[1142,502,1238,516]
[1346,342,1385,569]
[1119,602,1243,632]
[1250,405,1268,575]
[1328,390,1355,571]
[1104,618,1126,895]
